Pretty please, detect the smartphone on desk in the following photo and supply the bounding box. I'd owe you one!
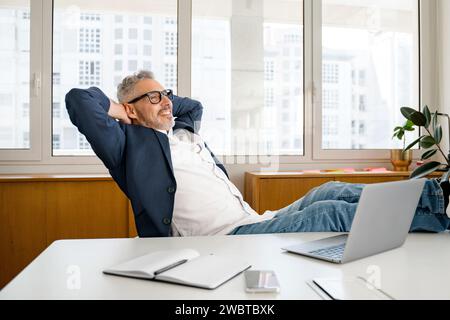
[245,270,280,293]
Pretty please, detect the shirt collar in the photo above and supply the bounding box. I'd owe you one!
[155,128,173,137]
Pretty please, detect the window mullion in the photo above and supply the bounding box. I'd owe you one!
[177,0,192,97]
[41,0,53,162]
[28,0,43,161]
[303,0,314,160]
[311,0,323,161]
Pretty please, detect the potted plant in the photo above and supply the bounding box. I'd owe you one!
[400,106,450,179]
[391,120,415,171]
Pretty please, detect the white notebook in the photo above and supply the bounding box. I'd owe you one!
[103,249,251,290]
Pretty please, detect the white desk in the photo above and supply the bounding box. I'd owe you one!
[1,232,449,300]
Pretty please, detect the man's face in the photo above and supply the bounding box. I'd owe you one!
[124,79,174,131]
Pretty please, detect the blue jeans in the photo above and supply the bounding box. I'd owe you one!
[229,179,450,235]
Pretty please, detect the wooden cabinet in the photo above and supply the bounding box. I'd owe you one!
[244,171,442,214]
[0,175,138,289]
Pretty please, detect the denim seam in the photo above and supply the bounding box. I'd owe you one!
[438,195,445,214]
[422,192,443,196]
[339,195,359,200]
[276,209,338,233]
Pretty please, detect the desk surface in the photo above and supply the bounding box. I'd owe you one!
[1,232,449,300]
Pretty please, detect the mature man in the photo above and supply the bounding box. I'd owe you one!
[65,70,450,237]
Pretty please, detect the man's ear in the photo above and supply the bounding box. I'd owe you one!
[123,103,138,120]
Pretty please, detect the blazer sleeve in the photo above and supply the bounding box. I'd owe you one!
[172,96,203,133]
[65,87,125,169]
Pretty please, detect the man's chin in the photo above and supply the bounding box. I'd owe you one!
[158,119,175,132]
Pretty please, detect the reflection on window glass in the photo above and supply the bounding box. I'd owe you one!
[322,0,419,150]
[0,1,30,149]
[53,0,177,156]
[192,0,304,156]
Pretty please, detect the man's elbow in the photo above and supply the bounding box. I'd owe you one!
[191,99,204,121]
[65,88,85,109]
[67,87,109,110]
[192,99,203,112]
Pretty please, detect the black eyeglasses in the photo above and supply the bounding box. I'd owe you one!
[127,89,173,104]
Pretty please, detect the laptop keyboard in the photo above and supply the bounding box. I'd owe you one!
[309,243,345,261]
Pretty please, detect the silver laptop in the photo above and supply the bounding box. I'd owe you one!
[282,179,426,264]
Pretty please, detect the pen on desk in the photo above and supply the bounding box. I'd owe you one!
[154,259,188,275]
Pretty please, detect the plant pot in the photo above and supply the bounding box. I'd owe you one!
[390,149,413,172]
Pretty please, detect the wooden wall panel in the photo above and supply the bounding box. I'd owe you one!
[0,176,135,289]
[0,182,47,290]
[46,181,129,242]
[244,172,260,212]
[258,177,334,213]
[128,202,138,238]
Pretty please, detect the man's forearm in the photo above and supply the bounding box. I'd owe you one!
[65,87,126,169]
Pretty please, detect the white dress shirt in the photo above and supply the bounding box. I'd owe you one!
[159,128,275,236]
[447,196,450,218]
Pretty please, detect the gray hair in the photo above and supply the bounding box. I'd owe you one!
[117,70,155,103]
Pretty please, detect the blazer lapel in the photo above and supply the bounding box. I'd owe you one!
[153,130,174,177]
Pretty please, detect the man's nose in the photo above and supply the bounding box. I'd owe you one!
[161,95,172,107]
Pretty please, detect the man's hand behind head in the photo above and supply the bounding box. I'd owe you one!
[108,99,132,124]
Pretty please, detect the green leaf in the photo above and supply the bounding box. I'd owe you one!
[421,149,437,160]
[404,120,415,131]
[404,135,425,151]
[432,111,438,131]
[410,161,442,179]
[405,120,415,128]
[434,125,443,144]
[423,105,431,128]
[397,131,404,140]
[401,107,417,120]
[393,128,402,136]
[410,111,427,126]
[420,136,436,149]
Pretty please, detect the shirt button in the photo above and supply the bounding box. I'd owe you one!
[167,186,176,194]
[162,218,171,225]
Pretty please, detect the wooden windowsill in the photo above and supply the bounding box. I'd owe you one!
[246,171,442,178]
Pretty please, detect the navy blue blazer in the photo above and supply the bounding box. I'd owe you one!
[65,87,228,237]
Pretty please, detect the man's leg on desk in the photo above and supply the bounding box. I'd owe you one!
[229,179,450,235]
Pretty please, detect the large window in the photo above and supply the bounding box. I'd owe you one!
[52,0,178,156]
[321,0,419,150]
[0,0,432,169]
[192,0,304,156]
[0,1,30,149]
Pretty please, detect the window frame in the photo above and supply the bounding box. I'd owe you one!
[0,0,42,161]
[0,0,439,170]
[187,0,310,164]
[312,0,432,161]
[42,0,102,165]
